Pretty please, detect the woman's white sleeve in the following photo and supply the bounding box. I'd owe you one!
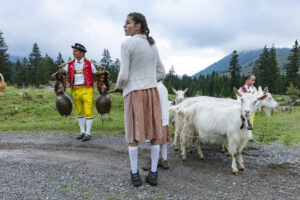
[156,48,166,81]
[116,42,130,89]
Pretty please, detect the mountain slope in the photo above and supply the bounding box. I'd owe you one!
[194,48,290,77]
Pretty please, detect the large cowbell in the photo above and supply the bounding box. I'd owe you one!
[96,94,111,115]
[56,93,72,116]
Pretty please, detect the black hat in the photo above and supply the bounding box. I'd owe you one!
[244,74,252,81]
[71,43,87,52]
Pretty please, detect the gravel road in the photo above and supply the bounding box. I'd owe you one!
[0,133,299,200]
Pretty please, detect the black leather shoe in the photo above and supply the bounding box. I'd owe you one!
[146,170,158,186]
[130,170,142,187]
[82,135,91,141]
[76,133,85,140]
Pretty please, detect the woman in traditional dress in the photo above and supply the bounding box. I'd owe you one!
[115,12,166,187]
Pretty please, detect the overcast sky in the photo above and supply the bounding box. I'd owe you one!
[1,0,300,75]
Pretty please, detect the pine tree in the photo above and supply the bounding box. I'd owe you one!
[267,45,279,93]
[168,65,175,76]
[22,57,30,86]
[28,43,42,86]
[165,65,176,93]
[55,52,65,66]
[276,73,287,94]
[256,46,269,88]
[100,49,112,71]
[0,30,12,82]
[35,54,55,86]
[53,52,64,74]
[14,59,25,87]
[286,40,300,88]
[229,50,241,90]
[110,58,120,83]
[252,59,260,86]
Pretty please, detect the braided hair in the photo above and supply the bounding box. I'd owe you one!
[128,12,155,46]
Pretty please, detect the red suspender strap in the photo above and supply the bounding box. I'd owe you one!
[241,86,247,93]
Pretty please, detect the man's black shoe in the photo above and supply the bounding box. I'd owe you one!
[82,134,91,141]
[76,133,85,140]
[145,170,158,186]
[130,170,142,187]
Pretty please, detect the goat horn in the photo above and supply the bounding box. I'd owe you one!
[233,87,242,97]
[263,87,268,94]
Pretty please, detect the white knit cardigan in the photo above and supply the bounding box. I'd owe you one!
[116,34,166,97]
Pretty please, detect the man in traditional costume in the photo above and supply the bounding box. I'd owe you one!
[61,43,97,141]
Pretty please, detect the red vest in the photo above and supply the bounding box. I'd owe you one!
[241,86,247,93]
[68,58,94,88]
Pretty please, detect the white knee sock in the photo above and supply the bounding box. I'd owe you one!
[151,145,160,172]
[247,130,253,140]
[128,146,138,174]
[85,117,93,135]
[78,116,85,134]
[160,143,168,160]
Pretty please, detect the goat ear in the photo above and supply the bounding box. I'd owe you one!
[183,88,188,93]
[233,87,242,97]
[172,88,177,94]
[263,87,268,94]
[258,94,267,101]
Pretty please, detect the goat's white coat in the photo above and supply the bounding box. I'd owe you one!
[170,91,276,174]
[157,82,169,126]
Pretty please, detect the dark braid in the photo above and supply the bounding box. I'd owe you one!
[128,12,155,46]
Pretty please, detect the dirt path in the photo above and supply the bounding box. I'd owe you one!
[0,133,299,200]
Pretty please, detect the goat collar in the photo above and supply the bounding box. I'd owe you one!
[240,115,245,129]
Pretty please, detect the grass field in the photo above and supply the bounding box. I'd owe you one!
[253,104,300,147]
[0,86,299,147]
[0,86,125,135]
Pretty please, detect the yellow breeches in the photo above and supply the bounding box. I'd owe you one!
[251,112,255,126]
[73,86,93,118]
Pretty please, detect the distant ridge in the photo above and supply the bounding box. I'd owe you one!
[9,55,23,63]
[193,48,290,77]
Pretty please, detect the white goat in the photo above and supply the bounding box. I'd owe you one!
[171,87,278,151]
[172,88,188,105]
[178,89,268,175]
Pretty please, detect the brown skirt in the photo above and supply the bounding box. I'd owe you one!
[124,88,164,144]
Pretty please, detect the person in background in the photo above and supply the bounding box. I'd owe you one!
[238,74,257,141]
[62,43,97,142]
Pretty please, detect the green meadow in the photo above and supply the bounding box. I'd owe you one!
[0,86,299,147]
[0,86,125,135]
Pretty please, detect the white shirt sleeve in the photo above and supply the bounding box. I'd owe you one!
[116,41,131,89]
[155,46,166,81]
[64,64,68,72]
[91,63,97,73]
